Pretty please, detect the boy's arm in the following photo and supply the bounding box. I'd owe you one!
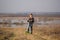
[32,18,34,23]
[27,19,29,22]
[27,19,32,22]
[27,18,34,22]
[27,18,30,22]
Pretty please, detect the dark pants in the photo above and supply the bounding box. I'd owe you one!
[27,23,33,34]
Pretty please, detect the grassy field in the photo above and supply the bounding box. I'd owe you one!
[0,24,60,40]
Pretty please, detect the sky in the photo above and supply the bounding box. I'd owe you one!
[0,0,60,13]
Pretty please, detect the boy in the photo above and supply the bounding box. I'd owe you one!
[27,13,34,34]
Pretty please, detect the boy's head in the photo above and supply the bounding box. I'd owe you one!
[29,13,33,18]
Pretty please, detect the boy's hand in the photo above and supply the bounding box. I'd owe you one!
[29,20,32,22]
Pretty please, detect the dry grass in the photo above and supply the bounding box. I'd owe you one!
[0,24,60,40]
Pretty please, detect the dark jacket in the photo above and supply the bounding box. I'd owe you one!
[27,18,34,24]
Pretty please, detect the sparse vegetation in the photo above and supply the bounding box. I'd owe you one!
[0,30,15,40]
[0,17,60,40]
[0,24,60,40]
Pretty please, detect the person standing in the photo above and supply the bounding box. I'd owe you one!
[27,13,34,34]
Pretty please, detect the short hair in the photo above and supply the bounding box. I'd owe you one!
[30,13,33,16]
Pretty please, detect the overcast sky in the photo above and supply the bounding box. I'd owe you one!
[0,0,60,13]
